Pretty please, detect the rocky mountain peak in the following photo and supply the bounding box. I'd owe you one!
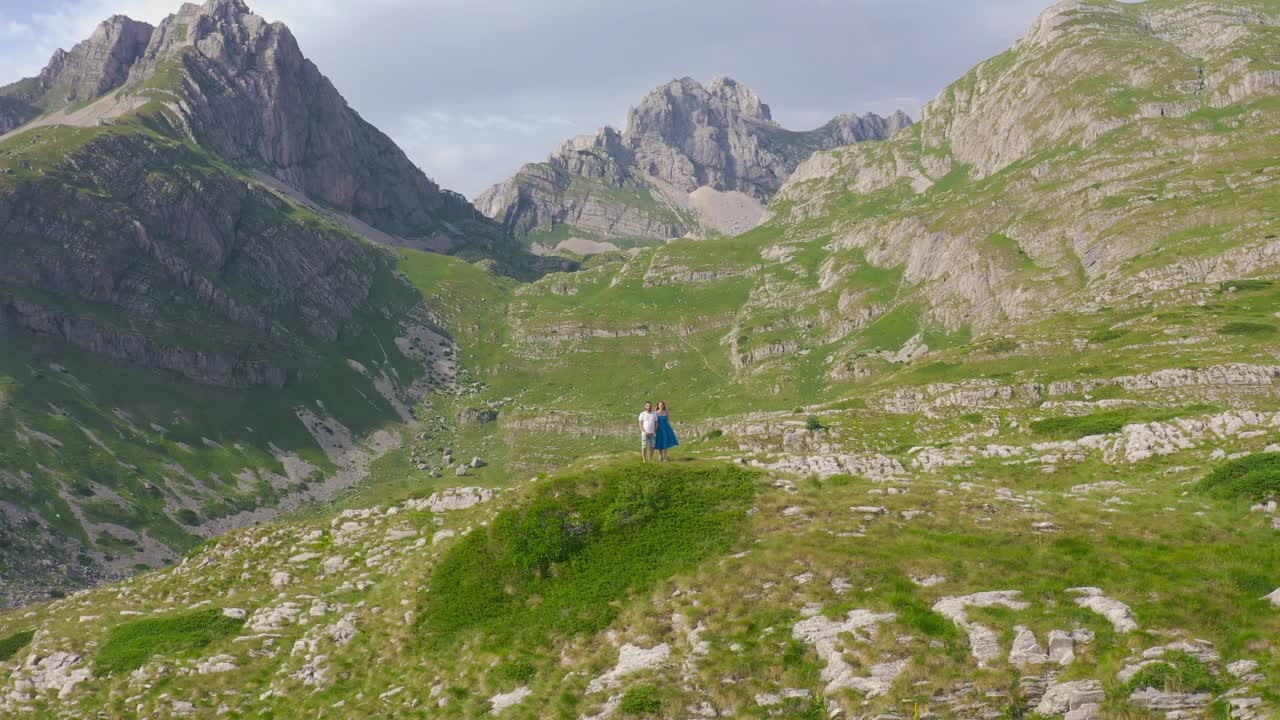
[707,75,772,121]
[132,0,294,81]
[0,13,153,133]
[625,75,775,146]
[477,75,911,251]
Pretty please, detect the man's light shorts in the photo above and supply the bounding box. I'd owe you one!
[641,434,656,449]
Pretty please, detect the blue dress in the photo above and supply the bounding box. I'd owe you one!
[655,414,679,450]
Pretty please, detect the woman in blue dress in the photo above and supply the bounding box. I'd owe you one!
[654,401,678,461]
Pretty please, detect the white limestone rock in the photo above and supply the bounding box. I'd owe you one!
[792,608,898,695]
[585,643,671,694]
[1067,587,1137,632]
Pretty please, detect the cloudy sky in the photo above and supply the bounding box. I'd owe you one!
[1,0,1053,197]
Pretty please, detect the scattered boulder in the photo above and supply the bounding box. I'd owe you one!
[933,590,1029,666]
[457,407,499,426]
[195,654,237,674]
[1009,626,1048,666]
[1068,587,1137,632]
[1129,687,1211,712]
[585,643,671,693]
[792,608,898,695]
[404,487,495,512]
[1035,679,1102,716]
[1047,629,1075,665]
[16,651,92,699]
[488,686,531,715]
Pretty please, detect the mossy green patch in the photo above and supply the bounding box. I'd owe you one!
[93,608,244,675]
[420,463,755,648]
[0,629,34,662]
[1198,452,1280,502]
[1126,652,1222,694]
[619,684,663,715]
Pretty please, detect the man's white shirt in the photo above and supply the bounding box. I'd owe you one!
[638,411,658,434]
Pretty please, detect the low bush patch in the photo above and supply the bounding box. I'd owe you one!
[1031,410,1132,438]
[420,463,755,649]
[1198,452,1280,502]
[1127,652,1221,694]
[1088,328,1129,344]
[1218,321,1277,336]
[620,685,663,715]
[94,608,244,675]
[0,629,34,662]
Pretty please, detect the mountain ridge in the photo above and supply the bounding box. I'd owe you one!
[0,0,542,606]
[475,75,912,254]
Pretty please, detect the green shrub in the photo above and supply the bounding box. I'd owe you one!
[805,416,824,431]
[1127,652,1221,694]
[94,608,244,675]
[492,659,536,684]
[420,463,755,649]
[824,473,855,487]
[1031,410,1132,438]
[985,338,1019,353]
[1088,328,1129,344]
[620,685,662,715]
[1219,279,1272,292]
[960,412,985,424]
[703,429,723,441]
[1218,321,1277,336]
[175,508,200,525]
[1198,452,1280,501]
[0,630,34,662]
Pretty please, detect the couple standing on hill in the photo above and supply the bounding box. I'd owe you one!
[638,401,678,462]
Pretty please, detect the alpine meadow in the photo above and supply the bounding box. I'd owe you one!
[1,0,1279,718]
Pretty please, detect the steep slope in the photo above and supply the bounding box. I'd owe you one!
[475,76,911,253]
[0,0,538,606]
[769,0,1280,331]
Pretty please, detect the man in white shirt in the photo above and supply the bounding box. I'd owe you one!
[638,401,658,463]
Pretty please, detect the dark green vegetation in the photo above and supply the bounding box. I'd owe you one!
[0,629,34,662]
[619,685,663,715]
[1030,405,1217,439]
[1030,410,1134,438]
[1198,452,1280,502]
[421,463,756,648]
[93,608,244,675]
[1126,652,1222,694]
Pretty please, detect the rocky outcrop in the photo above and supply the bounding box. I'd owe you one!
[0,15,154,134]
[0,129,388,386]
[2,0,540,276]
[770,0,1280,332]
[477,76,910,249]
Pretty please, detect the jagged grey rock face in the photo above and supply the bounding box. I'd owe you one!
[476,76,910,250]
[0,16,154,134]
[625,76,908,202]
[119,0,520,264]
[0,0,549,385]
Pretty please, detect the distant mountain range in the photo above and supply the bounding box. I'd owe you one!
[475,76,911,255]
